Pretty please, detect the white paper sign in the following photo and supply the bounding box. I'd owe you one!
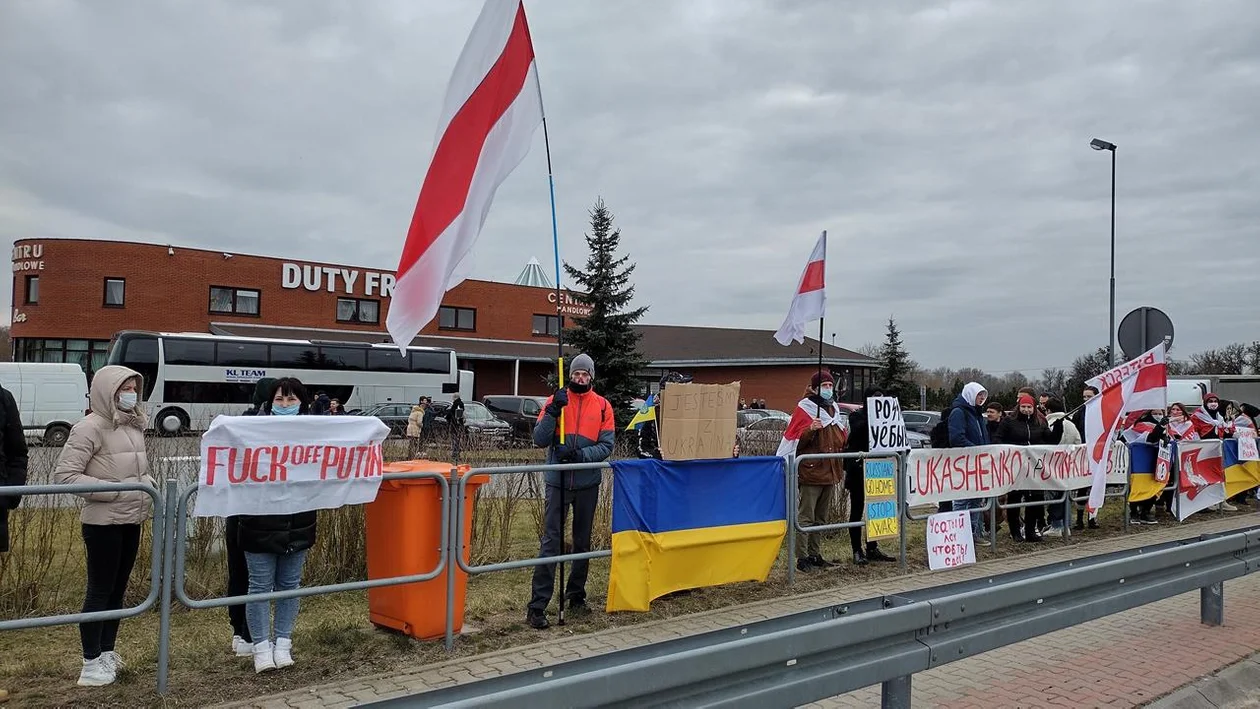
[194,415,391,517]
[1239,432,1260,462]
[1155,443,1172,483]
[867,396,910,453]
[927,511,976,571]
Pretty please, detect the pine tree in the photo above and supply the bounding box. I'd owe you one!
[876,318,915,403]
[562,199,648,425]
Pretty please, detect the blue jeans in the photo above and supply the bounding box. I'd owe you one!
[244,549,308,642]
[952,498,986,540]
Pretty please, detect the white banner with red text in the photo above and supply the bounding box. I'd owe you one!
[906,442,1128,507]
[194,415,391,518]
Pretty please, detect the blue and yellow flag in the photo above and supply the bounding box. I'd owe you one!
[625,394,657,431]
[607,456,786,612]
[1223,439,1260,499]
[1129,440,1260,502]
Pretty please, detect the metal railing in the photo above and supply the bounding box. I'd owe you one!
[377,524,1260,708]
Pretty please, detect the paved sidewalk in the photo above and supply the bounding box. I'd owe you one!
[223,515,1260,709]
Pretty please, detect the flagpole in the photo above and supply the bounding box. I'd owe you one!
[818,317,825,398]
[541,107,569,627]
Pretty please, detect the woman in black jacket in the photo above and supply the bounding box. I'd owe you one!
[238,377,317,674]
[996,394,1049,542]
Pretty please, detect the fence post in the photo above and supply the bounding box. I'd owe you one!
[445,466,459,651]
[156,480,178,695]
[785,454,796,586]
[896,452,907,572]
[1200,581,1224,626]
[881,675,911,708]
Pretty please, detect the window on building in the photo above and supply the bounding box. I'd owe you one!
[336,298,381,325]
[14,338,111,374]
[103,278,125,307]
[531,314,563,336]
[438,306,476,331]
[209,287,261,316]
[24,276,38,304]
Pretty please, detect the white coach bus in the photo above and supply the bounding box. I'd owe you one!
[105,330,462,434]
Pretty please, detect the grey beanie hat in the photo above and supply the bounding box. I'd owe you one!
[571,353,595,378]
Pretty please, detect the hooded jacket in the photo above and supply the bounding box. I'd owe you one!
[1045,412,1082,445]
[242,378,277,416]
[406,405,425,438]
[533,388,615,490]
[947,383,991,448]
[53,365,153,526]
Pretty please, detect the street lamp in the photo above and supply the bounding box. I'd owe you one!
[1091,138,1117,365]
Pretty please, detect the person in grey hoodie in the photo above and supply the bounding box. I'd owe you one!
[54,365,153,688]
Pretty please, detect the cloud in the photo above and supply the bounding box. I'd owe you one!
[2,0,1259,376]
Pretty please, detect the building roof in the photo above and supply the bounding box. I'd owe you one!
[635,324,874,368]
[513,257,553,288]
[209,321,876,369]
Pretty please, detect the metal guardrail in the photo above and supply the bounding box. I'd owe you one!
[372,524,1260,709]
[0,482,165,631]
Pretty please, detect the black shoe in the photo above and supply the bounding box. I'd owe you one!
[853,550,869,566]
[565,600,590,617]
[796,558,817,573]
[526,609,549,630]
[808,554,839,568]
[1073,519,1085,532]
[1088,519,1100,530]
[1010,531,1024,543]
[1020,531,1044,543]
[865,545,896,562]
[1139,514,1159,525]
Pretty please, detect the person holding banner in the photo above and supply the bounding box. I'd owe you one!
[995,393,1048,543]
[842,387,896,565]
[225,377,276,659]
[1124,409,1167,524]
[946,382,990,540]
[236,377,318,674]
[53,366,154,688]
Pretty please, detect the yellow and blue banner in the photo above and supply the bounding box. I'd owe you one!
[1128,441,1260,502]
[607,456,786,612]
[625,393,657,431]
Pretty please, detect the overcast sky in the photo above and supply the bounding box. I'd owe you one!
[3,0,1258,372]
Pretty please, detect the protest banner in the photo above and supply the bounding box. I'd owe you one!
[906,443,1128,506]
[863,458,898,541]
[659,382,740,461]
[927,510,975,571]
[1155,443,1172,483]
[194,415,391,518]
[1239,431,1260,462]
[867,396,909,454]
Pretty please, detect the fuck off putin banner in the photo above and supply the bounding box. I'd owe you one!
[194,416,391,517]
[905,443,1127,507]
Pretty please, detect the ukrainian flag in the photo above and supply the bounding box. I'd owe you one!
[1223,440,1260,499]
[606,456,786,612]
[1128,443,1168,503]
[625,394,657,431]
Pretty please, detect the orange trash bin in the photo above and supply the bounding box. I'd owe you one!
[365,459,487,640]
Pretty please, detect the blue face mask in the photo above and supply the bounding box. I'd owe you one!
[272,403,300,416]
[819,387,834,401]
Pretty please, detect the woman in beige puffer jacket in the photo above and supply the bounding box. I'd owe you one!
[54,365,154,688]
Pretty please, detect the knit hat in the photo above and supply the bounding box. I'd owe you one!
[1205,392,1220,403]
[570,353,595,378]
[810,371,834,388]
[1017,393,1035,407]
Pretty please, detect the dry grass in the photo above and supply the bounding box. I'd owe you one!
[0,434,1238,707]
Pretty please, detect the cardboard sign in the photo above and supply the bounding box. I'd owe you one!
[194,415,391,517]
[658,382,740,461]
[927,511,975,571]
[1239,432,1260,462]
[867,396,910,453]
[863,458,899,541]
[906,443,1128,506]
[1155,443,1172,483]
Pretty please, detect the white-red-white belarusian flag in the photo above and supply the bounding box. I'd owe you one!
[1083,344,1168,514]
[387,0,544,352]
[773,231,826,347]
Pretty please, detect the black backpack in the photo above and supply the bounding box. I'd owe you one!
[929,407,953,449]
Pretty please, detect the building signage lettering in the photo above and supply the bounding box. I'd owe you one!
[11,244,45,273]
[281,263,396,298]
[548,291,593,317]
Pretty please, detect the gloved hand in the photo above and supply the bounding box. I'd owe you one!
[545,388,569,418]
[554,443,582,464]
[1158,416,1170,427]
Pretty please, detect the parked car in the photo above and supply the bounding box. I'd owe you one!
[901,410,941,436]
[483,395,547,440]
[358,402,414,437]
[428,400,512,442]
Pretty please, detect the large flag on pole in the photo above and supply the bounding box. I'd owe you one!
[1083,344,1168,514]
[387,0,544,352]
[773,231,827,347]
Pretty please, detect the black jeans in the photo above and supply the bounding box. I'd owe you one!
[529,485,599,613]
[224,517,251,642]
[847,482,866,555]
[80,523,141,660]
[1006,491,1044,538]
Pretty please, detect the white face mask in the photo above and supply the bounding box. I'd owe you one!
[117,392,138,411]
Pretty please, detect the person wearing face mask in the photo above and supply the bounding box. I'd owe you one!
[53,366,154,687]
[842,386,897,565]
[236,377,317,673]
[947,382,991,541]
[996,394,1049,542]
[1123,409,1167,524]
[1193,394,1231,439]
[783,371,848,571]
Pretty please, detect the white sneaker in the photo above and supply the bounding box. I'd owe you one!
[273,638,294,668]
[232,636,254,657]
[77,657,115,687]
[100,651,124,674]
[1221,502,1239,512]
[252,641,276,674]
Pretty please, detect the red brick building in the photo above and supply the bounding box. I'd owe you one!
[9,238,876,409]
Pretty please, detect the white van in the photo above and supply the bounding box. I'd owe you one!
[0,363,89,446]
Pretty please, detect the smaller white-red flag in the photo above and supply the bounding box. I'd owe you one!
[773,231,827,347]
[1083,343,1168,514]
